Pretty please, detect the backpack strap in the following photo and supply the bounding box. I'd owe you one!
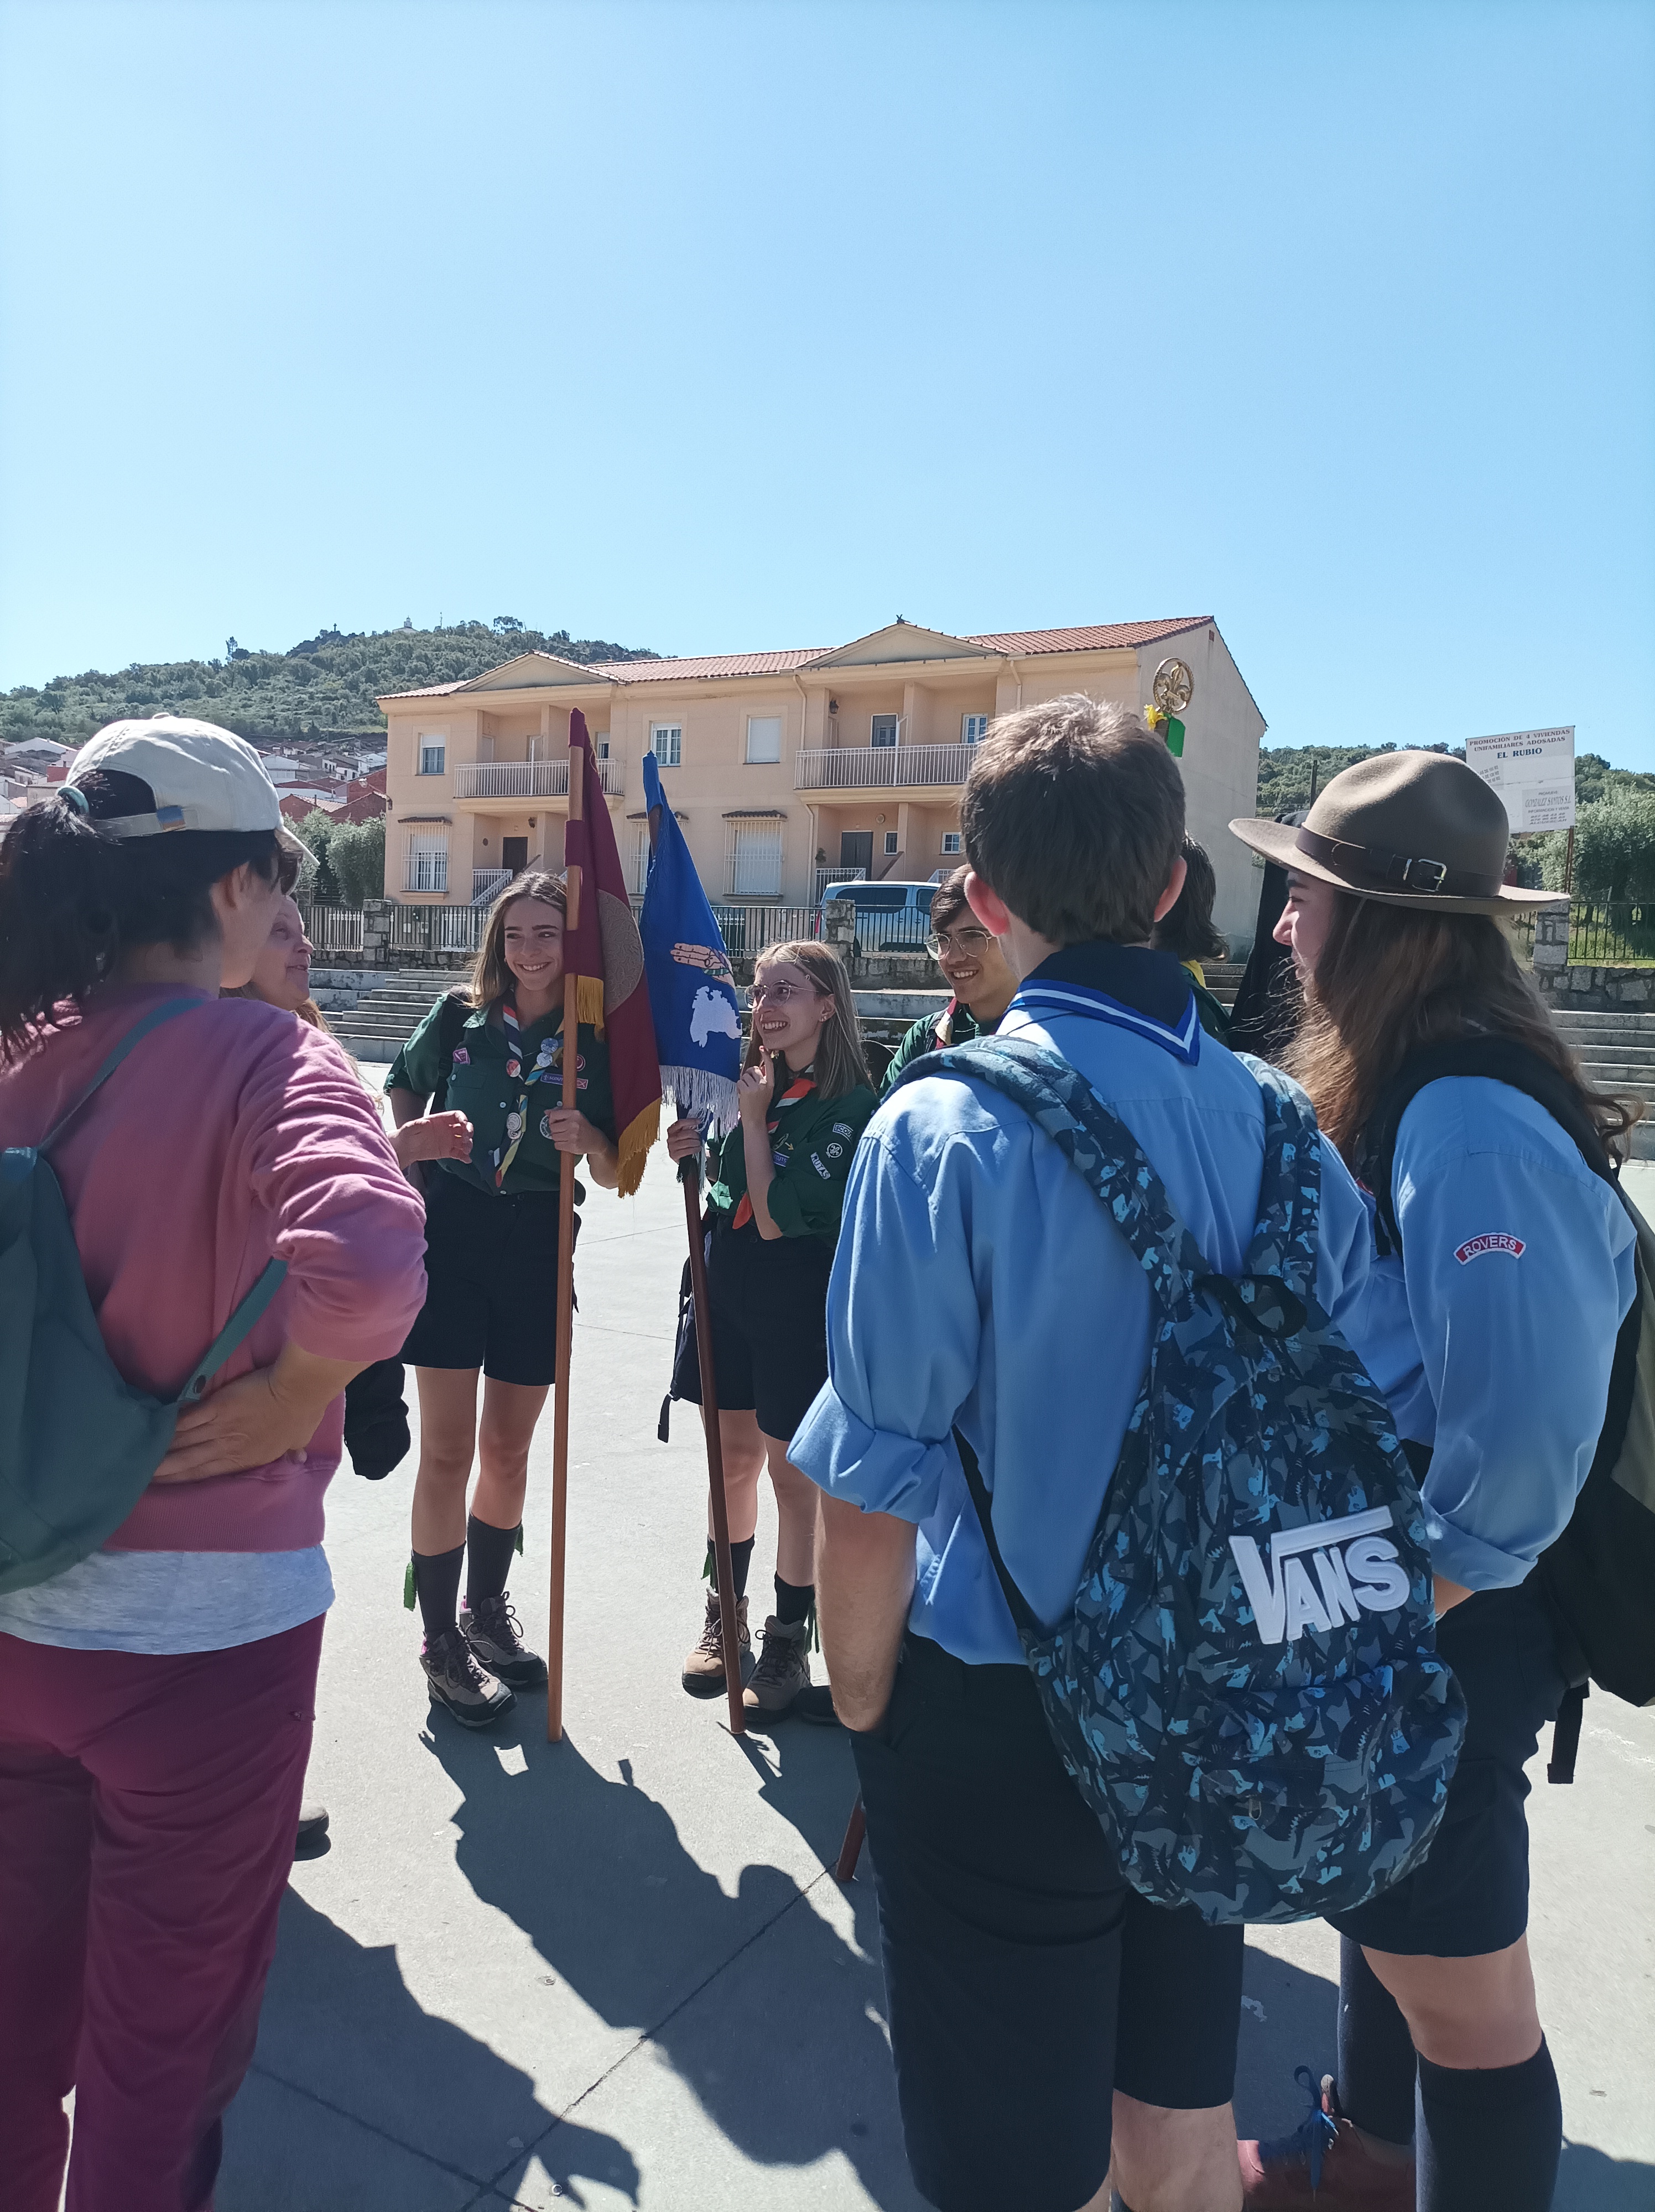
[174,1256,290,1404]
[429,990,473,1114]
[897,1034,1210,1321]
[953,1425,1045,1641]
[1236,1059,1324,1307]
[40,997,204,1152]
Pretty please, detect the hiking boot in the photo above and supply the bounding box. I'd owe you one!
[294,1799,330,1856]
[422,1623,517,1729]
[682,1591,750,1697]
[743,1614,811,1718]
[1240,2071,1415,2209]
[461,1592,548,1689]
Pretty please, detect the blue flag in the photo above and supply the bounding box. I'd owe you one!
[638,752,742,1130]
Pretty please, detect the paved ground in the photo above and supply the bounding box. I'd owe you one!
[216,1091,1655,2211]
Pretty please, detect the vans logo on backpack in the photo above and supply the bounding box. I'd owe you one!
[1229,1507,1412,1646]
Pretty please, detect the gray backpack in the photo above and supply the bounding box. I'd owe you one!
[0,998,287,1595]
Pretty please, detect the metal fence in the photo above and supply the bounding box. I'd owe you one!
[1509,902,1655,968]
[389,903,487,955]
[709,905,820,956]
[301,903,366,954]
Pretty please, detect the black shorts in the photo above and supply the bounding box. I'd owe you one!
[852,1631,1245,2212]
[669,1223,834,1443]
[1329,1579,1566,1959]
[401,1171,577,1389]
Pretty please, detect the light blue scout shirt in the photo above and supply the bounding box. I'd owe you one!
[790,942,1381,1668]
[1348,1076,1637,1592]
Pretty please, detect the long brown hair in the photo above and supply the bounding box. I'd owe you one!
[1285,894,1640,1164]
[748,940,870,1099]
[467,872,568,1009]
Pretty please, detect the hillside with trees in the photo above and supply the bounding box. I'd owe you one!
[1,617,658,750]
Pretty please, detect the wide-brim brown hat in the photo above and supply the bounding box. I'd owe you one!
[1230,751,1566,915]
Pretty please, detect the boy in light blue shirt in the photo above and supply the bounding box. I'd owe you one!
[793,696,1379,2212]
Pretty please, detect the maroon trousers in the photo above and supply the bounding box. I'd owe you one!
[0,1616,322,2212]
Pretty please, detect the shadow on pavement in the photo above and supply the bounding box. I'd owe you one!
[430,1713,922,2209]
[1556,2141,1655,2210]
[227,1890,641,2210]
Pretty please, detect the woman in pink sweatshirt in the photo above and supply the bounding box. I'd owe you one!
[0,717,428,2212]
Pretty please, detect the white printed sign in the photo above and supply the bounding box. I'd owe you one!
[1464,726,1575,832]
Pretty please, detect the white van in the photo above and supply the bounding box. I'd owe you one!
[814,879,938,953]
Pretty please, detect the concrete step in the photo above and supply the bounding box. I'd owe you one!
[1552,1013,1655,1032]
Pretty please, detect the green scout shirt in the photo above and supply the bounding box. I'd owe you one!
[705,1059,878,1246]
[387,993,617,1201]
[879,1001,1000,1095]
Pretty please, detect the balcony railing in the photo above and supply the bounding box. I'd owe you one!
[471,868,513,905]
[453,756,626,801]
[815,865,867,900]
[795,743,972,791]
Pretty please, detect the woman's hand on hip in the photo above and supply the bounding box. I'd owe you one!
[152,1347,367,1484]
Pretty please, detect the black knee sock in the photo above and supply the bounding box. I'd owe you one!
[1416,2039,1562,2212]
[706,1537,754,1600]
[412,1543,465,1640]
[1337,1937,1417,2146]
[775,1574,814,1627]
[465,1515,521,1609]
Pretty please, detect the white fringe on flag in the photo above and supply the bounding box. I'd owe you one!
[664,1066,741,1136]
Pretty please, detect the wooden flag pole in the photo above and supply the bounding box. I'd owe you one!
[680,1154,747,1736]
[547,742,583,1743]
[644,797,746,1737]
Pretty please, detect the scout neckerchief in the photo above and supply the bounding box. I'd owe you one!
[492,995,565,1188]
[731,1070,815,1229]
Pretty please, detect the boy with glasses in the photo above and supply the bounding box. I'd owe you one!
[880,867,1019,1093]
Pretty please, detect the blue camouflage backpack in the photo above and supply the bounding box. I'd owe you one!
[899,1034,1466,1926]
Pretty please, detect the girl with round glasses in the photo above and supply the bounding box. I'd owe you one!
[664,941,876,1719]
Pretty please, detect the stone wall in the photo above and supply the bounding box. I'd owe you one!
[1529,907,1655,1006]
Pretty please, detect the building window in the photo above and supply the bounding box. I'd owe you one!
[728,818,783,898]
[596,737,611,760]
[870,714,899,748]
[746,714,782,764]
[651,723,682,767]
[941,831,962,854]
[883,831,899,855]
[418,737,446,775]
[962,713,989,745]
[632,826,650,895]
[408,837,448,893]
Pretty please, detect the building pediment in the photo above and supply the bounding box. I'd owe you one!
[803,622,999,671]
[458,653,621,693]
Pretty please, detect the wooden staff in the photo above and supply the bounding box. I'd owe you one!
[680,1150,747,1736]
[835,1793,866,1884]
[548,743,583,1741]
[645,799,746,1737]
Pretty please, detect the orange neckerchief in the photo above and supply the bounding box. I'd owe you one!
[731,1076,815,1229]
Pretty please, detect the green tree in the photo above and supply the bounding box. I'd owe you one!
[1551,794,1655,903]
[295,810,342,904]
[329,817,385,906]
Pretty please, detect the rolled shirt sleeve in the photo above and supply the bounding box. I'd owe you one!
[790,1113,983,1521]
[1393,1081,1637,1589]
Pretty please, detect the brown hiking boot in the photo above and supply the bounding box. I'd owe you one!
[421,1623,517,1730]
[461,1592,548,1689]
[681,1591,749,1698]
[743,1614,811,1718]
[1239,2071,1415,2209]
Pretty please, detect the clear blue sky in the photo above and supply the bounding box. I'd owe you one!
[2,0,1651,762]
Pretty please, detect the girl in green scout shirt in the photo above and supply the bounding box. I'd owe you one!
[386,873,621,1731]
[665,940,877,1720]
[879,864,1017,1094]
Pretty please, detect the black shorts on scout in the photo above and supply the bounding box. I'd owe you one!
[401,1170,578,1388]
[670,1223,834,1442]
[853,1631,1245,2212]
[1329,1580,1566,1959]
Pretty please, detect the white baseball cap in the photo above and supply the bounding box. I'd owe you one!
[66,714,312,860]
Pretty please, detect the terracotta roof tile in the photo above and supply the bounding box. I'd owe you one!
[965,619,1211,655]
[589,649,829,682]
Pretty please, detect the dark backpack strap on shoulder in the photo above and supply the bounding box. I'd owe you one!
[175,1256,289,1404]
[1361,1036,1614,1256]
[430,990,473,1114]
[953,1427,1044,1642]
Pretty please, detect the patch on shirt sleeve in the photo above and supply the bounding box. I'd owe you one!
[1455,1232,1527,1264]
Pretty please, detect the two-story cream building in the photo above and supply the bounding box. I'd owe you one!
[377,615,1266,938]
